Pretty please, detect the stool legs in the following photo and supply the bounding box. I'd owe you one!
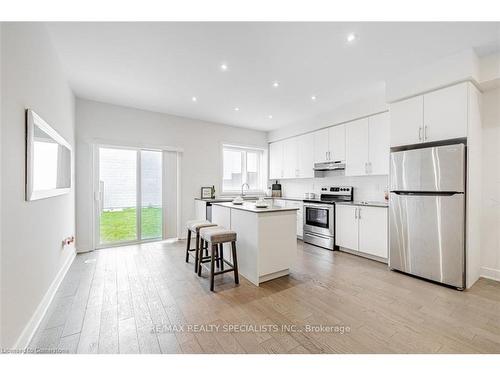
[193,232,200,273]
[197,239,202,276]
[231,241,239,284]
[210,243,216,291]
[197,237,239,292]
[185,229,191,262]
[219,244,224,271]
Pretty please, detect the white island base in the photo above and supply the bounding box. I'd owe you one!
[211,202,298,286]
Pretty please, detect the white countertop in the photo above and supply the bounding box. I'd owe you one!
[211,201,299,213]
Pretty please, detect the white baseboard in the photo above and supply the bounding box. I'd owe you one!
[13,250,76,349]
[481,266,500,282]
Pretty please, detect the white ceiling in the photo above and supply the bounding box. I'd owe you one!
[46,22,500,131]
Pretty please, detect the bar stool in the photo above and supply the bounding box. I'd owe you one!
[198,227,239,291]
[185,220,217,272]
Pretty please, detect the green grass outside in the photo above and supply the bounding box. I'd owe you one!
[100,207,162,244]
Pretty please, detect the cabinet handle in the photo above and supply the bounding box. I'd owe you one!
[358,208,361,219]
[418,127,422,141]
[354,207,358,219]
[424,125,428,140]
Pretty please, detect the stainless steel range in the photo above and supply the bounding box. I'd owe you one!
[303,186,353,250]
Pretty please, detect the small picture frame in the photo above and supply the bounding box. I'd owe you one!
[200,187,212,199]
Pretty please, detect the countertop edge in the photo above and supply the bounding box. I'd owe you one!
[211,201,300,213]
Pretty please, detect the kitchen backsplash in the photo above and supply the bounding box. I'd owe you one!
[271,174,389,202]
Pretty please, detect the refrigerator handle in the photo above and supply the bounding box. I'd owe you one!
[391,191,462,196]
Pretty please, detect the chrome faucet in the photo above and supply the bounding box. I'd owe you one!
[241,183,250,197]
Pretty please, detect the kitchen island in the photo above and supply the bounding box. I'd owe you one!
[211,201,298,286]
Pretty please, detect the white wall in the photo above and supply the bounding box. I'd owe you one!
[75,98,268,252]
[0,23,76,348]
[481,87,500,281]
[0,23,3,346]
[385,49,480,103]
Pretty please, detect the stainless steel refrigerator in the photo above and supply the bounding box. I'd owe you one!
[389,143,466,289]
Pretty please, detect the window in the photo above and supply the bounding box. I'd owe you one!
[222,145,265,193]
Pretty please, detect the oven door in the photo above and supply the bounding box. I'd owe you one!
[303,203,334,237]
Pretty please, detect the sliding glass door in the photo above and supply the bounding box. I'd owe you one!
[140,150,163,240]
[96,146,163,247]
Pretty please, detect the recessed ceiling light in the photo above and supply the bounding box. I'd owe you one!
[191,96,197,102]
[220,63,228,71]
[311,95,317,101]
[234,107,240,111]
[272,81,279,88]
[346,33,358,43]
[268,115,273,119]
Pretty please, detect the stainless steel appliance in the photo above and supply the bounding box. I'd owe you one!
[313,161,345,171]
[389,143,466,289]
[303,186,353,250]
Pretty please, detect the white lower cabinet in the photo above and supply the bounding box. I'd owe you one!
[274,199,303,238]
[285,200,303,238]
[335,205,358,250]
[357,206,388,259]
[335,205,388,261]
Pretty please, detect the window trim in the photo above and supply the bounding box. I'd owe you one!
[221,143,266,195]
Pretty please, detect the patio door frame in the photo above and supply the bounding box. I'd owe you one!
[93,143,164,249]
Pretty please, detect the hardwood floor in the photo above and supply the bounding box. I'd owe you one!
[29,240,500,354]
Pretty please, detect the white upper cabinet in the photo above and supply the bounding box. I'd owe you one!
[282,137,299,178]
[297,133,314,178]
[368,112,390,175]
[269,141,283,179]
[390,82,469,147]
[329,124,346,162]
[346,113,389,176]
[270,112,388,179]
[313,128,329,163]
[269,133,314,180]
[390,96,423,147]
[423,82,468,142]
[345,118,369,176]
[313,126,346,163]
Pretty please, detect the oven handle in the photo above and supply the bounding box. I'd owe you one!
[304,203,333,210]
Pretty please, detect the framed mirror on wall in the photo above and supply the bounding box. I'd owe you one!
[25,109,72,201]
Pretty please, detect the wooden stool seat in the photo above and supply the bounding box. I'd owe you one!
[198,227,239,292]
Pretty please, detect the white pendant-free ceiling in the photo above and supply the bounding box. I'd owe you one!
[46,22,499,131]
